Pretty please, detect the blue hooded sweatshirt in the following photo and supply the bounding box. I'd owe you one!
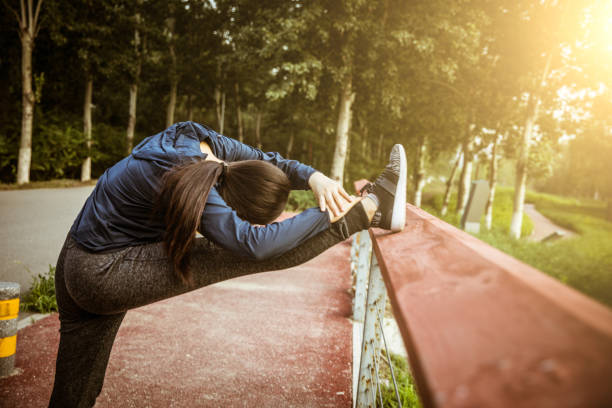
[70,121,331,260]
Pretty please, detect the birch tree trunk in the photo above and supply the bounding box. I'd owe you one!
[187,93,193,121]
[510,94,538,239]
[126,11,142,155]
[165,12,177,128]
[330,75,355,182]
[510,52,553,238]
[126,82,138,154]
[166,77,177,127]
[235,83,243,142]
[17,34,34,184]
[441,146,462,216]
[361,125,368,158]
[456,135,474,217]
[286,131,294,159]
[485,134,500,230]
[81,77,93,182]
[14,0,44,184]
[215,87,226,134]
[413,136,427,207]
[255,110,262,149]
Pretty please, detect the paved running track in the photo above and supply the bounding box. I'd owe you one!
[0,207,354,407]
[0,186,95,293]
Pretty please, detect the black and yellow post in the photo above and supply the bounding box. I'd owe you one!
[0,282,20,378]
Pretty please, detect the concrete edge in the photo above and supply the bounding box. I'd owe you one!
[17,313,49,331]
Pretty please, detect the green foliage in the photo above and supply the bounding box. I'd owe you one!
[378,352,421,408]
[31,120,86,179]
[426,187,612,307]
[285,190,317,212]
[91,122,127,174]
[22,265,58,313]
[0,111,86,182]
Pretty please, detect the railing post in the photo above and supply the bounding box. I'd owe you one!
[353,230,371,322]
[356,253,387,408]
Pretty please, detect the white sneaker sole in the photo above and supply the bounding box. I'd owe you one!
[390,144,407,232]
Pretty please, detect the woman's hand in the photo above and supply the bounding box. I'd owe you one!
[308,171,355,218]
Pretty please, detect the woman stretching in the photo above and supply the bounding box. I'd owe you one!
[49,121,407,407]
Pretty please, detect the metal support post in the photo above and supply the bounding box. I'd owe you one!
[356,254,387,408]
[353,230,372,322]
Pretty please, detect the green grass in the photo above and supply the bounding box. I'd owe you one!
[21,265,58,313]
[0,178,97,190]
[423,186,534,237]
[423,187,612,308]
[378,353,422,408]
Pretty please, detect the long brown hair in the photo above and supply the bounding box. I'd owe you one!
[157,159,291,284]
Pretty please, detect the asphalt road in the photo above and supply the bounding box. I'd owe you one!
[0,186,94,293]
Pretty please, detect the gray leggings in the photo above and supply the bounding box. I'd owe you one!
[49,203,369,407]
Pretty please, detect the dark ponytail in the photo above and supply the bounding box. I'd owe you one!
[158,159,291,285]
[157,159,224,284]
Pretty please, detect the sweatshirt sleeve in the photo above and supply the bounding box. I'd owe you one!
[193,122,317,190]
[199,187,331,260]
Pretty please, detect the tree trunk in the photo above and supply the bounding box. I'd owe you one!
[361,124,368,158]
[485,134,500,230]
[510,52,553,238]
[126,12,141,155]
[187,93,194,121]
[81,77,93,182]
[215,87,226,134]
[126,83,138,155]
[377,133,384,162]
[441,146,462,216]
[413,136,427,207]
[510,94,539,239]
[165,11,177,128]
[286,131,294,158]
[235,83,243,143]
[166,76,177,127]
[17,34,34,185]
[330,75,356,182]
[255,110,262,149]
[456,135,474,217]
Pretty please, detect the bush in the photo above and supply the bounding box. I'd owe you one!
[0,110,85,182]
[31,122,86,180]
[21,265,58,313]
[286,190,317,212]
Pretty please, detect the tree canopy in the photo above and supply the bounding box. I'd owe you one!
[0,0,609,209]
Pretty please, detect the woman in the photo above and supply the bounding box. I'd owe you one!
[49,121,406,407]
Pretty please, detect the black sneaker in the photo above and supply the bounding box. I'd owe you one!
[361,144,407,231]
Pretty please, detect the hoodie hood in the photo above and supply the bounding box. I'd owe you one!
[131,122,212,168]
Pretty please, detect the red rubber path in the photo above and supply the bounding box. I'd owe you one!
[0,230,353,407]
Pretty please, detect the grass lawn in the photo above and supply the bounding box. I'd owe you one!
[423,186,612,308]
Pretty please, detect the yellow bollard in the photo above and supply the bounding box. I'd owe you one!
[0,282,20,378]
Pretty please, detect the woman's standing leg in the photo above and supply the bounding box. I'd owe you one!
[49,238,126,408]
